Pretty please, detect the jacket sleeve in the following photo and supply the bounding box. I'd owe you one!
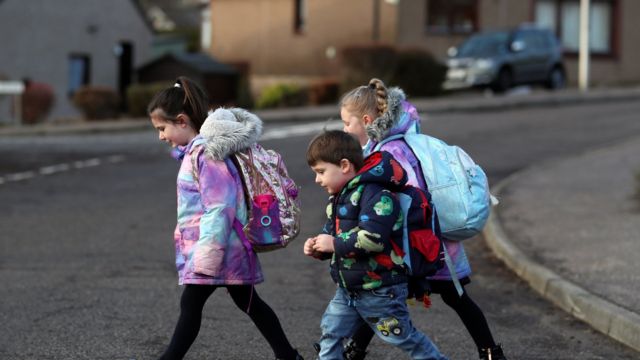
[333,187,399,259]
[321,196,335,235]
[191,151,238,276]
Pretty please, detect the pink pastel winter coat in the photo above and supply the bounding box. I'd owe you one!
[172,108,266,285]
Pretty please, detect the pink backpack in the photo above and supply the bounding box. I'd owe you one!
[229,143,301,252]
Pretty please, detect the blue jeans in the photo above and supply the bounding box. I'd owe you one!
[318,284,448,360]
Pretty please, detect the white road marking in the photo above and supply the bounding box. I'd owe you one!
[0,155,124,186]
[262,120,342,140]
[0,119,342,186]
[39,164,71,175]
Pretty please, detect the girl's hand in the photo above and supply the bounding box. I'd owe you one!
[313,234,335,253]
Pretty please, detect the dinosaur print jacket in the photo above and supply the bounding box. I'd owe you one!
[321,151,409,291]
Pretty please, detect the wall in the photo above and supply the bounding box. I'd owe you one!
[209,0,398,77]
[0,0,153,121]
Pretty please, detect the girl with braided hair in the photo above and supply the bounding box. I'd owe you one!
[338,78,507,360]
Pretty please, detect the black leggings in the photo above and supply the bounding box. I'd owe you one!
[159,284,297,360]
[350,282,496,351]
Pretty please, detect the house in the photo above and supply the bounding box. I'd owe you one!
[0,0,153,122]
[136,0,210,57]
[137,52,239,105]
[207,0,640,88]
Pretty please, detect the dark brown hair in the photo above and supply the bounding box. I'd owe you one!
[340,78,388,118]
[306,130,364,170]
[147,76,209,132]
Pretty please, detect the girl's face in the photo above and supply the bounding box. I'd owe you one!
[150,109,197,147]
[341,106,373,146]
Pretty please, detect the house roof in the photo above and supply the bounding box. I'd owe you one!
[139,52,238,75]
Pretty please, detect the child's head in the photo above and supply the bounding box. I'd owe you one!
[340,78,389,146]
[306,130,364,194]
[148,77,209,147]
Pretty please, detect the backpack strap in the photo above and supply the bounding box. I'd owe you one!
[233,218,255,312]
[373,133,405,152]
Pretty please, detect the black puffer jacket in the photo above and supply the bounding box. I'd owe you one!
[321,151,409,290]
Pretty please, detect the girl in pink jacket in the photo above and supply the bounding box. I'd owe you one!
[148,77,302,360]
[338,78,506,360]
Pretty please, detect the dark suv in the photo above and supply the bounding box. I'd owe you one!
[443,26,566,93]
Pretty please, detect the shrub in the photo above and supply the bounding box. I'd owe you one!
[126,81,172,117]
[73,86,120,120]
[255,83,308,109]
[338,45,446,98]
[389,48,447,97]
[339,44,397,93]
[21,81,55,124]
[308,78,339,105]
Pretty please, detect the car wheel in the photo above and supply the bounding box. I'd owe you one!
[546,67,565,90]
[491,68,512,93]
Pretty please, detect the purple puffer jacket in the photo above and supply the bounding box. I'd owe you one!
[171,108,269,286]
[362,88,472,281]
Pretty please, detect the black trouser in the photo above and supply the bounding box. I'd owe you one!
[159,284,297,360]
[350,281,496,351]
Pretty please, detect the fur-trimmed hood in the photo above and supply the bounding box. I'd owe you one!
[365,87,421,143]
[199,107,263,160]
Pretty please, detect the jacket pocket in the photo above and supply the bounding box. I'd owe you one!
[192,242,225,277]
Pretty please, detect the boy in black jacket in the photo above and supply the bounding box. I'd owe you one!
[304,130,447,360]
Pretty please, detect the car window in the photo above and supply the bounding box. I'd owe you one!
[457,32,509,57]
[518,31,541,51]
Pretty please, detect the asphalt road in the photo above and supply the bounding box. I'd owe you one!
[1,100,640,359]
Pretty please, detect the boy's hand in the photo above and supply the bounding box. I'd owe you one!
[303,237,318,257]
[313,234,335,253]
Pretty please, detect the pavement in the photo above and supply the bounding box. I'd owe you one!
[2,85,640,354]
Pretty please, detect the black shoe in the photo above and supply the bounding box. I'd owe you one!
[479,344,507,360]
[343,339,367,360]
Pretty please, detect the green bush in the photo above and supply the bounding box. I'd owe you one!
[73,86,120,120]
[126,81,172,117]
[255,83,308,109]
[389,48,447,97]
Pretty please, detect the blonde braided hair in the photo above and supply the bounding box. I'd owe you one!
[340,78,389,118]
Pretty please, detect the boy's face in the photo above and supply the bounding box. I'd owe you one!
[311,160,356,195]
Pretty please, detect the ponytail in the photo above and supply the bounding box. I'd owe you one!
[340,78,389,119]
[147,76,210,132]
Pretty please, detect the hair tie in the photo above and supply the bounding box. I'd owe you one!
[174,82,181,88]
[368,83,376,90]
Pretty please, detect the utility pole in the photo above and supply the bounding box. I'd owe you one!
[372,0,380,42]
[579,0,590,92]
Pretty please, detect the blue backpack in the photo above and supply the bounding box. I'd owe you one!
[377,133,494,241]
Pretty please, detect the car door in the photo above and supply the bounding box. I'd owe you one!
[510,30,544,84]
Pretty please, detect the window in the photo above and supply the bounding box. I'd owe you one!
[426,0,478,34]
[68,54,90,96]
[534,0,616,55]
[294,0,306,34]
